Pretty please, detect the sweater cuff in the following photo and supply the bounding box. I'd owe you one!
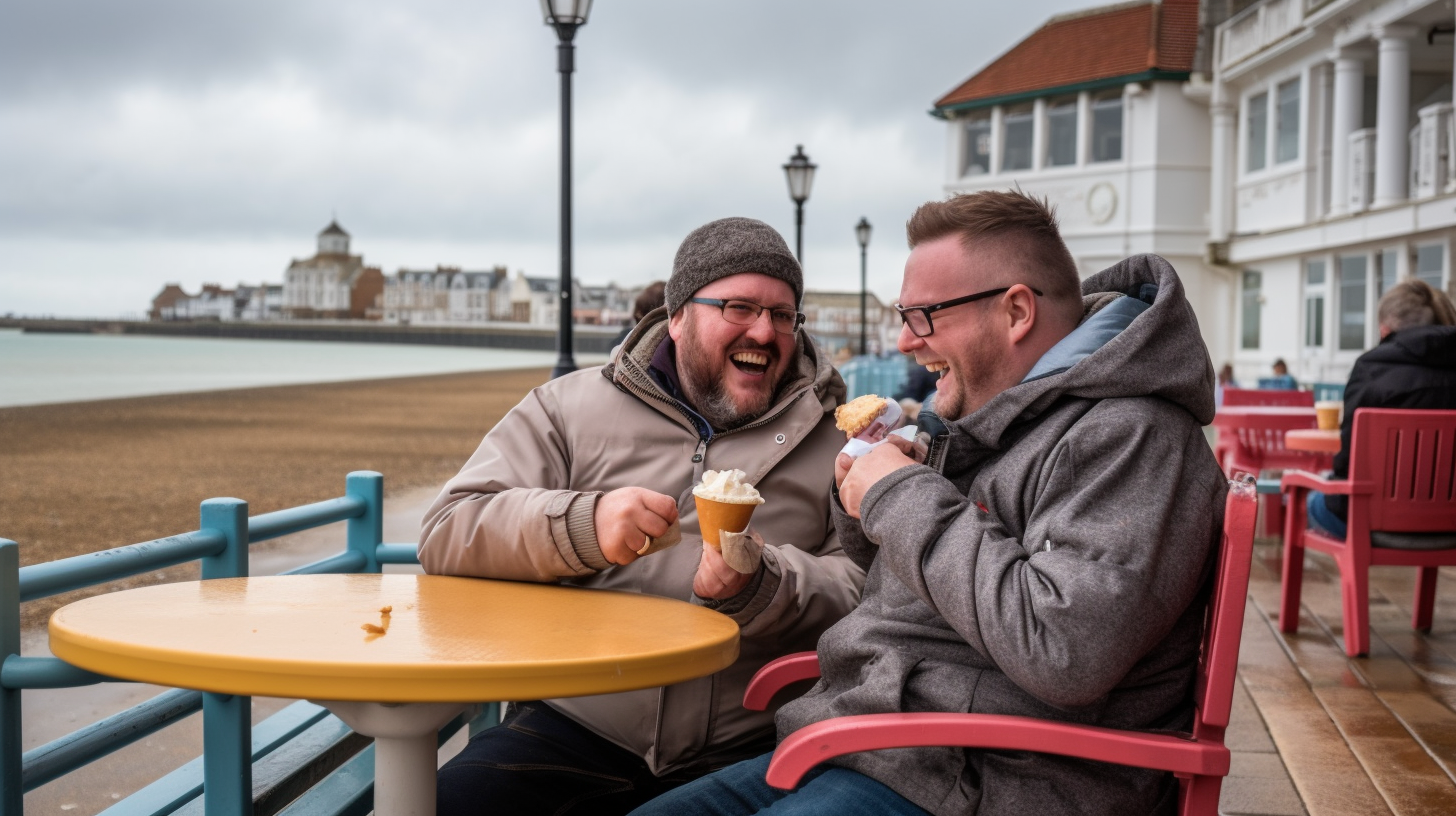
[696,550,781,620]
[565,492,611,571]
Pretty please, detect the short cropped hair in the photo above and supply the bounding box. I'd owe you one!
[905,190,1082,319]
[1378,278,1456,332]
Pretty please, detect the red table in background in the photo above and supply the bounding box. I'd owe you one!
[1285,429,1341,454]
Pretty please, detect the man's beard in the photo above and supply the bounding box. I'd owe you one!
[676,330,790,431]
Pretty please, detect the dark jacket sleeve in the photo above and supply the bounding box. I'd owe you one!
[856,409,1224,709]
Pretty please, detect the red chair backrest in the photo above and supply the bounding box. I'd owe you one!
[1191,484,1257,743]
[1221,388,1314,407]
[1225,411,1328,474]
[1348,409,1456,534]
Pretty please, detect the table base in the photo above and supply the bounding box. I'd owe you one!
[315,700,467,816]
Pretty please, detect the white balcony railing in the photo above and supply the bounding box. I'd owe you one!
[1219,0,1305,71]
[1410,103,1455,200]
[1348,129,1376,213]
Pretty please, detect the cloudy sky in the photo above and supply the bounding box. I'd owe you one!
[1,0,1095,318]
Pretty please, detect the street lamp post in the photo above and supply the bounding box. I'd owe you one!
[540,0,593,379]
[855,217,872,355]
[782,145,817,267]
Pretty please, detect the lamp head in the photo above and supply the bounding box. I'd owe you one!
[782,145,817,205]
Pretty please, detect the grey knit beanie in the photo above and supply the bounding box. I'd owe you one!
[665,217,803,314]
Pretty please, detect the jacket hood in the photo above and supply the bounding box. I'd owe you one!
[603,304,845,419]
[941,253,1215,450]
[1369,324,1456,367]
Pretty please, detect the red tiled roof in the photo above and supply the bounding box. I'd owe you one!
[935,0,1198,110]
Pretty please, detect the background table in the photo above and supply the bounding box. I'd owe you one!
[49,574,740,816]
[1285,428,1342,453]
[1211,405,1317,427]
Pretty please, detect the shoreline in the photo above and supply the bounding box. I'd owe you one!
[1,367,549,627]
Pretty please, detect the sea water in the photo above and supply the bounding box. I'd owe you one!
[0,329,607,408]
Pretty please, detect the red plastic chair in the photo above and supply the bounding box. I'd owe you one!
[1218,407,1329,538]
[743,485,1258,816]
[1279,408,1456,657]
[1212,388,1313,468]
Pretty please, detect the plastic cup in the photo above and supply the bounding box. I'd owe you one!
[1315,401,1342,431]
[694,496,760,550]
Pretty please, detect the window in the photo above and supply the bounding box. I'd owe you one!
[1246,91,1268,172]
[1046,96,1077,167]
[1304,259,1326,348]
[1091,91,1122,162]
[1376,248,1399,297]
[1001,105,1034,172]
[1338,255,1367,350]
[1275,78,1300,164]
[1416,243,1444,289]
[963,114,991,176]
[1241,270,1262,349]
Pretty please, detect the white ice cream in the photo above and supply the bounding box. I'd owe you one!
[692,469,764,504]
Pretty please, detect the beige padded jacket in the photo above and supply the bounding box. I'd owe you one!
[418,313,865,774]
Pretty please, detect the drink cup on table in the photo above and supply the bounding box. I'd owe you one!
[692,469,763,548]
[1315,400,1342,431]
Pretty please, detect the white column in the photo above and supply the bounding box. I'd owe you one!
[990,106,1005,175]
[1373,25,1419,207]
[1210,82,1236,242]
[945,113,963,181]
[1075,92,1091,165]
[1329,48,1368,217]
[1031,97,1047,171]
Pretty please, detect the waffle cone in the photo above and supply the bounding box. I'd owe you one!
[694,495,759,549]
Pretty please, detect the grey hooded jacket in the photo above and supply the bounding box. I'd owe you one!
[776,255,1227,816]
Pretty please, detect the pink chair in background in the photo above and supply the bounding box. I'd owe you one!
[1279,408,1456,657]
[744,485,1258,816]
[1212,388,1314,467]
[1218,406,1329,538]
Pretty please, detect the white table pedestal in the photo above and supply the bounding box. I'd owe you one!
[318,700,467,816]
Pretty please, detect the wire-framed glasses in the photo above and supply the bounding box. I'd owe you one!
[689,298,805,335]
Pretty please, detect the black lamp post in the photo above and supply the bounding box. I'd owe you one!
[782,145,817,266]
[541,0,593,379]
[855,217,871,355]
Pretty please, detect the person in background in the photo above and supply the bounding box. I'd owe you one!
[1263,358,1298,390]
[1305,279,1456,538]
[1215,362,1238,406]
[614,280,667,347]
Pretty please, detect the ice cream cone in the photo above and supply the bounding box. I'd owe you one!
[695,495,759,549]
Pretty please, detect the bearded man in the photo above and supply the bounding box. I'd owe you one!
[418,217,865,816]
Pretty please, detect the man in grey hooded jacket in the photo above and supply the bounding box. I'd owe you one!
[630,191,1227,816]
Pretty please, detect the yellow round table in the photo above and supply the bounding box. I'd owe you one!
[49,574,740,816]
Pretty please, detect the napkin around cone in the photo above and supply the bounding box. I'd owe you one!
[636,518,683,556]
[694,495,760,549]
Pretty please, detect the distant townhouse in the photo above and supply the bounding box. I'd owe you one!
[282,221,384,320]
[150,284,189,320]
[802,290,890,354]
[377,265,511,324]
[574,283,635,326]
[1211,0,1456,384]
[152,282,283,321]
[510,272,561,325]
[932,0,1236,364]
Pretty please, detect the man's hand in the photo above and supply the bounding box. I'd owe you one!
[594,487,679,566]
[693,529,762,599]
[839,440,917,519]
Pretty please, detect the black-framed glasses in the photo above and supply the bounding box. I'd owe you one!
[894,285,1043,337]
[690,297,805,335]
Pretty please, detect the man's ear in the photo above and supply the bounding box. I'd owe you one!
[668,307,686,341]
[1005,284,1038,345]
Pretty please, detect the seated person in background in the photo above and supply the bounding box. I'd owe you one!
[613,279,667,347]
[1215,362,1238,405]
[629,190,1226,816]
[1261,358,1298,390]
[1306,279,1456,538]
[419,217,865,816]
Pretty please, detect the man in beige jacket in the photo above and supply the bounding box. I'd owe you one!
[420,217,866,816]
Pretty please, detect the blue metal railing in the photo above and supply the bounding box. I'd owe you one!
[837,355,907,401]
[0,470,417,816]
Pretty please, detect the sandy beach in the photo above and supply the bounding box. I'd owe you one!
[1,367,550,628]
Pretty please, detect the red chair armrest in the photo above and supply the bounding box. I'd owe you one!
[766,713,1229,790]
[768,714,1223,792]
[1279,471,1371,495]
[744,652,820,711]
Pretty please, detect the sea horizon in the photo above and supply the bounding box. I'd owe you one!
[0,329,608,408]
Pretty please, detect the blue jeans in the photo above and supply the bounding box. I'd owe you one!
[627,753,931,816]
[437,701,744,816]
[1307,491,1347,539]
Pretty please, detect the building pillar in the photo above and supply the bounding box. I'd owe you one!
[1329,48,1368,217]
[1373,25,1419,207]
[1031,97,1047,171]
[1210,82,1236,242]
[1075,92,1091,166]
[990,106,1005,175]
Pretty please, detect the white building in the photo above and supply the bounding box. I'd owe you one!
[1211,0,1456,384]
[802,290,890,354]
[377,266,512,324]
[934,0,1237,367]
[510,271,561,326]
[282,221,384,320]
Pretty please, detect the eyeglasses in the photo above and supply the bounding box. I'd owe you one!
[690,298,805,335]
[894,285,1043,337]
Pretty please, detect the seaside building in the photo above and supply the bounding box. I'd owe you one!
[376,265,512,324]
[932,0,1236,366]
[282,221,385,320]
[510,271,562,325]
[1211,0,1456,384]
[801,290,891,354]
[150,282,282,321]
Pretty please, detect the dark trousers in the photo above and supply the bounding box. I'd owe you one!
[437,701,715,816]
